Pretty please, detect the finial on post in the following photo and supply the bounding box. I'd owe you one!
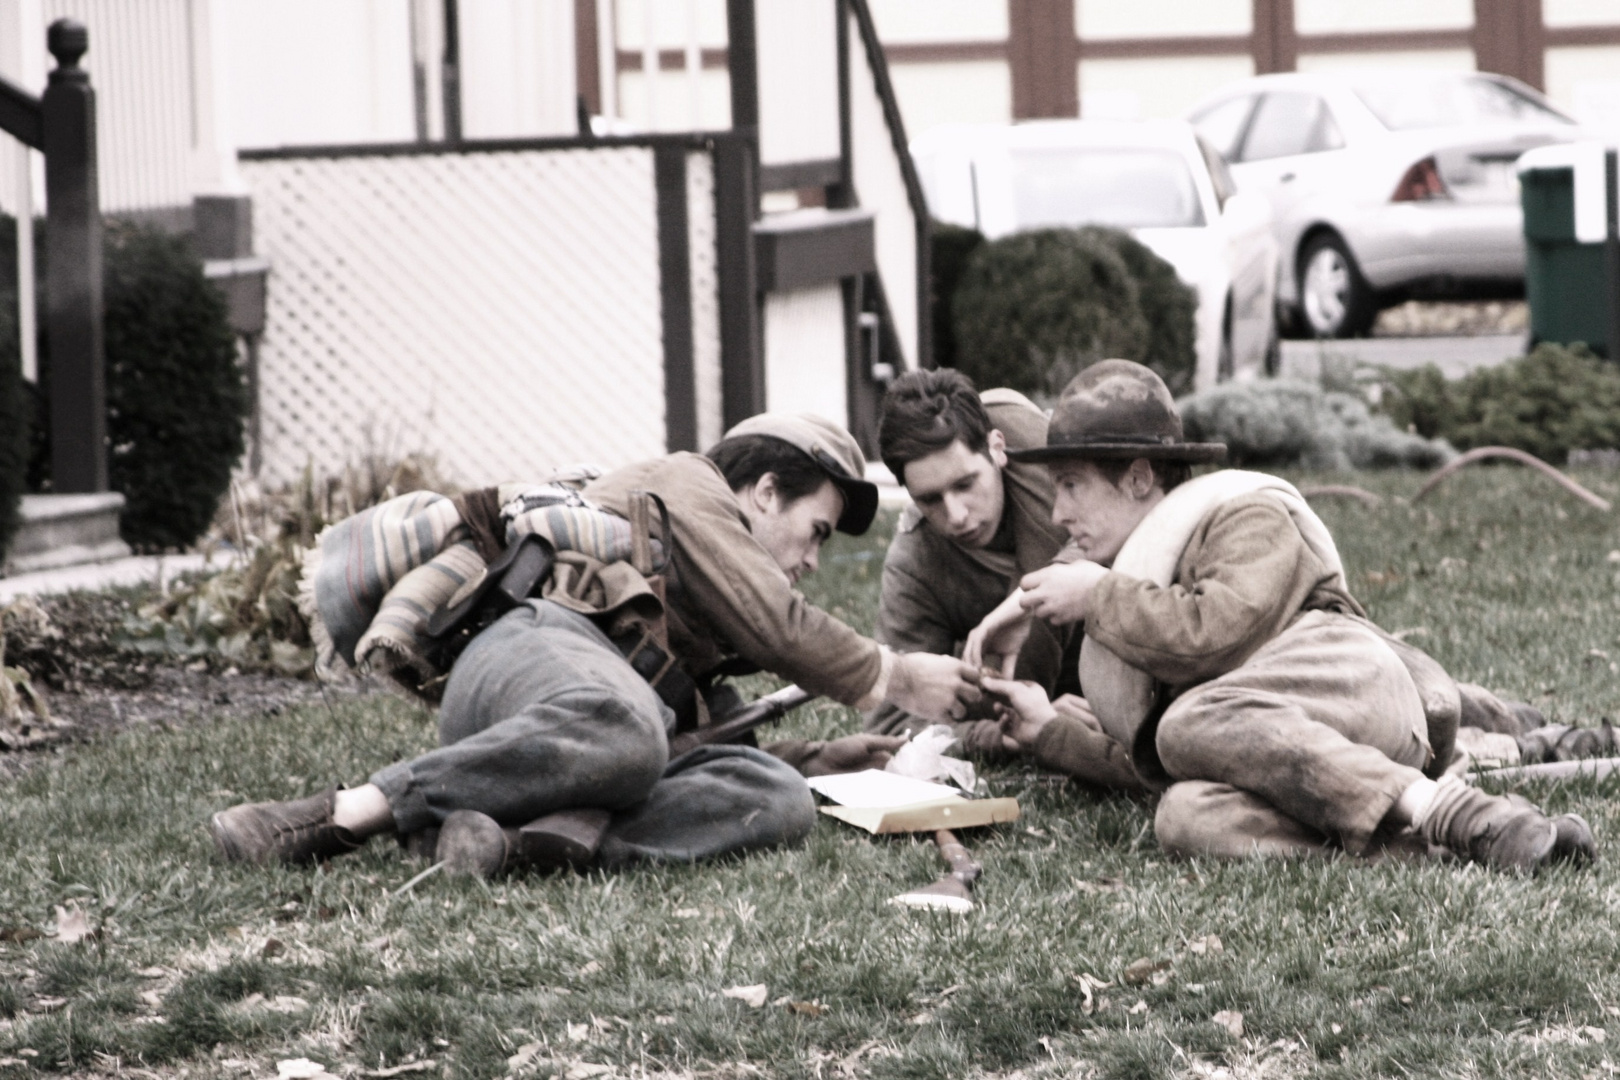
[47,19,88,73]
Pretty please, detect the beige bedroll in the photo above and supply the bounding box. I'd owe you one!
[1078,470,1346,785]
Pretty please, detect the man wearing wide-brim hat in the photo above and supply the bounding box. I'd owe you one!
[971,359,1595,871]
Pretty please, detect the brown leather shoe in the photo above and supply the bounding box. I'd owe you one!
[209,788,361,865]
[437,811,516,878]
[1421,778,1591,872]
[437,808,612,879]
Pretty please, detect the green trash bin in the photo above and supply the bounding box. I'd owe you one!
[1518,142,1620,358]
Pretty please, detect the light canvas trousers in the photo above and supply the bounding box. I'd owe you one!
[1152,610,1432,858]
[371,600,816,866]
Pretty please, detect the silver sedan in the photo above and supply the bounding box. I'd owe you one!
[1188,70,1581,338]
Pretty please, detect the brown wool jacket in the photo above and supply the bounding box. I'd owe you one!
[1084,492,1362,690]
[584,452,885,708]
[867,390,1075,745]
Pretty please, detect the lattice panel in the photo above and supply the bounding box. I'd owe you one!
[686,149,724,451]
[241,146,670,488]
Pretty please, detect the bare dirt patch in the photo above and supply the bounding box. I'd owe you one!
[0,586,376,782]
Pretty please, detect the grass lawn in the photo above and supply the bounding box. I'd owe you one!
[4,467,1620,1079]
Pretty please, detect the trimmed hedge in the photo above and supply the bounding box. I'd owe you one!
[0,217,31,565]
[1375,343,1620,464]
[102,223,247,550]
[949,226,1197,399]
[1179,379,1454,471]
[929,221,985,372]
[0,285,26,566]
[10,216,248,552]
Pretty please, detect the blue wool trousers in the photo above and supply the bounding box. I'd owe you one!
[370,600,815,865]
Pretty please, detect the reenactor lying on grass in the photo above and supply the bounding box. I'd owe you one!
[972,359,1597,871]
[210,415,982,877]
[864,369,1142,792]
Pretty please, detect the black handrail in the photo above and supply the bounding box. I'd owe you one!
[845,0,933,367]
[0,74,43,150]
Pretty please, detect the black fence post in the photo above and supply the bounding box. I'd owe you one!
[41,19,106,494]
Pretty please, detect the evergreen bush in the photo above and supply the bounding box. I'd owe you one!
[929,221,984,371]
[16,217,248,551]
[1179,379,1454,470]
[1092,227,1199,395]
[949,226,1196,399]
[0,285,26,567]
[0,217,31,565]
[952,227,1148,399]
[102,223,247,550]
[1375,343,1620,463]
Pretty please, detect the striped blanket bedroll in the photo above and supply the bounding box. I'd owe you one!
[299,480,644,690]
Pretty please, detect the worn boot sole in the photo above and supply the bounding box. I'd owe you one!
[518,809,611,870]
[1551,813,1598,865]
[438,811,514,878]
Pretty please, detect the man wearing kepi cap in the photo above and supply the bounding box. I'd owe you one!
[974,359,1596,871]
[210,412,981,877]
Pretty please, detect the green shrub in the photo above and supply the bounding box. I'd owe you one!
[950,226,1195,399]
[1179,379,1454,470]
[1376,343,1620,463]
[19,219,248,551]
[1093,228,1198,395]
[928,221,984,371]
[0,220,30,565]
[102,223,247,550]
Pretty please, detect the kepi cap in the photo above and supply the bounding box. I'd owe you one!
[722,412,880,535]
[1007,359,1226,465]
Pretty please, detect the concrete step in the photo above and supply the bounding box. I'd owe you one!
[3,493,132,577]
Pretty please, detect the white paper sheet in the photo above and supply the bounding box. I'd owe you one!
[805,769,963,809]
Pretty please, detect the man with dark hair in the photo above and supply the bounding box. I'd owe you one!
[210,413,981,877]
[979,360,1596,871]
[866,369,1141,790]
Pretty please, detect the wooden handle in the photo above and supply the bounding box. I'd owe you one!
[934,829,981,884]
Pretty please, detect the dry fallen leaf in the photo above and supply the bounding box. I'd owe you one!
[1186,934,1224,956]
[1127,1000,1148,1015]
[0,927,42,943]
[788,1000,827,1016]
[135,966,167,979]
[722,983,769,1008]
[507,1041,543,1071]
[577,960,602,976]
[1121,958,1171,986]
[566,1065,613,1080]
[565,1021,589,1042]
[49,904,95,944]
[1213,1010,1244,1037]
[1331,1022,1343,1034]
[31,997,68,1012]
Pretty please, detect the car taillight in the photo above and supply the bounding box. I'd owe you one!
[1391,156,1448,202]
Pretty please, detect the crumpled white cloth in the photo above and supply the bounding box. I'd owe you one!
[886,724,976,792]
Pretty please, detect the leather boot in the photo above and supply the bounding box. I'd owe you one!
[437,808,613,879]
[210,787,362,865]
[1419,776,1595,872]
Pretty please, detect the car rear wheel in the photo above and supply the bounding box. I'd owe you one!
[1298,233,1375,338]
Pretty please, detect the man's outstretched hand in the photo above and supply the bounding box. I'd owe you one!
[964,588,1034,678]
[888,652,983,722]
